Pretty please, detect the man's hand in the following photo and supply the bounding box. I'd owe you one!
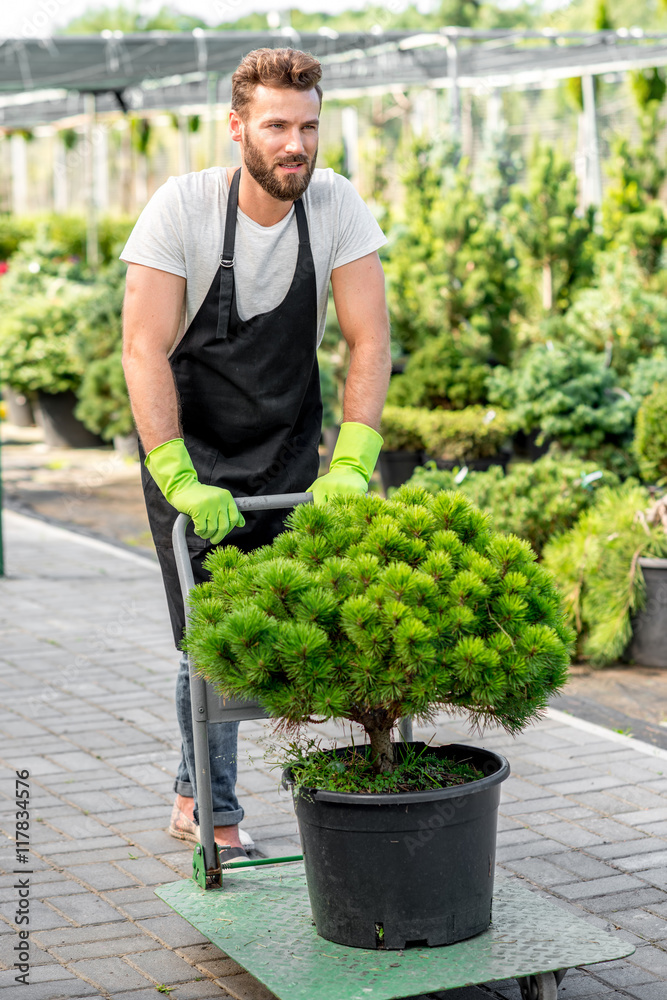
[145,438,245,544]
[308,422,383,505]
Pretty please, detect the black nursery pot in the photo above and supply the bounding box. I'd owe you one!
[282,742,510,950]
[626,557,667,668]
[421,453,511,473]
[36,391,104,448]
[377,450,423,490]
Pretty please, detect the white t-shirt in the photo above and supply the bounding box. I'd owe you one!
[120,166,387,350]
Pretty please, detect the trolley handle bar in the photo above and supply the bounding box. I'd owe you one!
[172,493,313,606]
[235,492,313,513]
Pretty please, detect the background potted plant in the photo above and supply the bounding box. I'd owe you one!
[542,481,667,666]
[379,406,515,490]
[626,390,667,668]
[420,406,515,471]
[0,234,91,447]
[184,487,573,950]
[73,261,137,455]
[487,342,637,476]
[633,383,667,488]
[555,253,667,377]
[377,405,429,490]
[385,329,493,412]
[1,386,35,427]
[0,241,132,450]
[0,286,102,448]
[74,351,136,454]
[406,451,619,558]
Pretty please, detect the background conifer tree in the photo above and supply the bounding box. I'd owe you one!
[502,142,596,315]
[386,139,519,362]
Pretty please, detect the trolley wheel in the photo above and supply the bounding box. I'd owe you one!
[516,970,566,1000]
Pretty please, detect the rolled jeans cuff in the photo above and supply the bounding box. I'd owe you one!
[174,778,194,798]
[173,778,244,826]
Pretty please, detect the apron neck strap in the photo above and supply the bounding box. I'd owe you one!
[217,168,240,339]
[294,197,309,247]
[220,167,241,268]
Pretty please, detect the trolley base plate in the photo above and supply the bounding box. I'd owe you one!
[155,865,633,1000]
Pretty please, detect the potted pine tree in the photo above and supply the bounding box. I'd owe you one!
[184,487,573,950]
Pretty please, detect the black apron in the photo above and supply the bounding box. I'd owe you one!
[140,167,322,646]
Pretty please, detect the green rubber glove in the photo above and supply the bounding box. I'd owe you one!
[145,438,245,545]
[308,421,383,505]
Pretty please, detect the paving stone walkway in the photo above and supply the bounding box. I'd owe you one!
[0,509,666,1000]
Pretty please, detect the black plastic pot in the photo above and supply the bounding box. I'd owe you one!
[377,449,423,491]
[626,557,667,668]
[282,741,510,950]
[113,431,139,459]
[3,386,35,427]
[421,453,511,473]
[511,429,550,462]
[35,391,104,448]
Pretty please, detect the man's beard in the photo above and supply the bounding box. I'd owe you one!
[242,130,317,201]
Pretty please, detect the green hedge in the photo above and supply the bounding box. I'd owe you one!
[634,385,667,485]
[380,405,515,460]
[406,451,619,557]
[0,213,135,264]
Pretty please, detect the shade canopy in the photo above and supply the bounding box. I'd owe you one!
[324,31,667,92]
[0,29,666,128]
[0,30,416,93]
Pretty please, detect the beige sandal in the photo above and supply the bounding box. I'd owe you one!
[168,802,199,843]
[167,802,255,850]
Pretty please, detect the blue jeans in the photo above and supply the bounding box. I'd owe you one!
[173,652,244,826]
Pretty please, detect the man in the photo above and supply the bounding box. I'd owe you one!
[121,47,391,864]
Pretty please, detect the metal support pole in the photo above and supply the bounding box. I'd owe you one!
[207,73,218,167]
[83,93,99,269]
[341,106,359,186]
[94,120,109,211]
[447,41,461,141]
[485,87,503,154]
[582,73,602,208]
[10,134,28,214]
[53,132,67,212]
[178,114,190,175]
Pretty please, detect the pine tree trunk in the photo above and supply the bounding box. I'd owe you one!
[367,724,395,774]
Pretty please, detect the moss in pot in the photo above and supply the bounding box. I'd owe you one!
[184,487,573,949]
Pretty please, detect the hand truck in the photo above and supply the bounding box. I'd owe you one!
[157,493,635,1000]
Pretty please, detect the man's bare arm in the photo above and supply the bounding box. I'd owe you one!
[122,263,186,454]
[330,250,391,432]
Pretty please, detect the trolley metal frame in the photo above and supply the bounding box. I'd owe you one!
[163,495,634,1000]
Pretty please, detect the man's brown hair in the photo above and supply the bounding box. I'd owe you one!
[231,48,323,119]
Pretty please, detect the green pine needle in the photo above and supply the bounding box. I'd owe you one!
[185,491,574,762]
